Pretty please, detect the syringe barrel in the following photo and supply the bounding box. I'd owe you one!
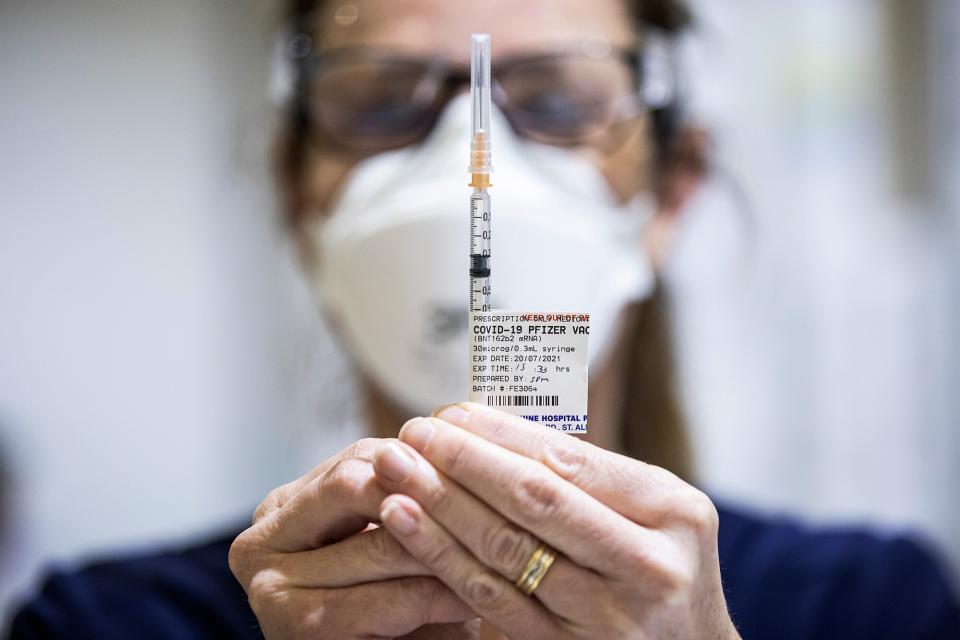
[470,33,493,176]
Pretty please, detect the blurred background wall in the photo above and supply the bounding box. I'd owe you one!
[0,0,958,625]
[0,0,366,619]
[669,0,960,585]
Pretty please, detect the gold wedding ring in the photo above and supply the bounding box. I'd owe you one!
[515,542,557,596]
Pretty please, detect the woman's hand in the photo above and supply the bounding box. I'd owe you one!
[228,438,480,639]
[372,404,740,640]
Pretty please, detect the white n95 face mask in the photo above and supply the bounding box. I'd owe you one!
[305,95,655,416]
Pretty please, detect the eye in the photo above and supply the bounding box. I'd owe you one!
[307,55,441,149]
[497,53,637,145]
[334,97,430,135]
[513,91,602,130]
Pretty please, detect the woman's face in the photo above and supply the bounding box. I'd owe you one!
[299,0,654,217]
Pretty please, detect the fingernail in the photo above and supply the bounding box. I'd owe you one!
[433,403,471,425]
[381,500,419,536]
[375,442,416,483]
[399,418,436,451]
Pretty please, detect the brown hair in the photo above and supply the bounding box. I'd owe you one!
[277,0,696,481]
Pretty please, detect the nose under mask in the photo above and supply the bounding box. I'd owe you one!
[305,95,656,416]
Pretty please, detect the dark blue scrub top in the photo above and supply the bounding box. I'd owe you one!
[8,503,960,639]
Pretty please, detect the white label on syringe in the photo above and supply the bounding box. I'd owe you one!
[469,311,589,433]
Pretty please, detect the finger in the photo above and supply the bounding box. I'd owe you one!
[278,526,431,588]
[325,576,476,638]
[405,621,483,640]
[433,403,686,525]
[253,438,384,524]
[398,417,665,576]
[254,577,474,639]
[373,440,606,621]
[380,494,562,639]
[262,457,389,553]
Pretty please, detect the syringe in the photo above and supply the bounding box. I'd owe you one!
[468,33,493,313]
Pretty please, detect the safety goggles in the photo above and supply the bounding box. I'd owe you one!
[288,39,656,154]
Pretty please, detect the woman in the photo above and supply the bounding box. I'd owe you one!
[10,1,960,638]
